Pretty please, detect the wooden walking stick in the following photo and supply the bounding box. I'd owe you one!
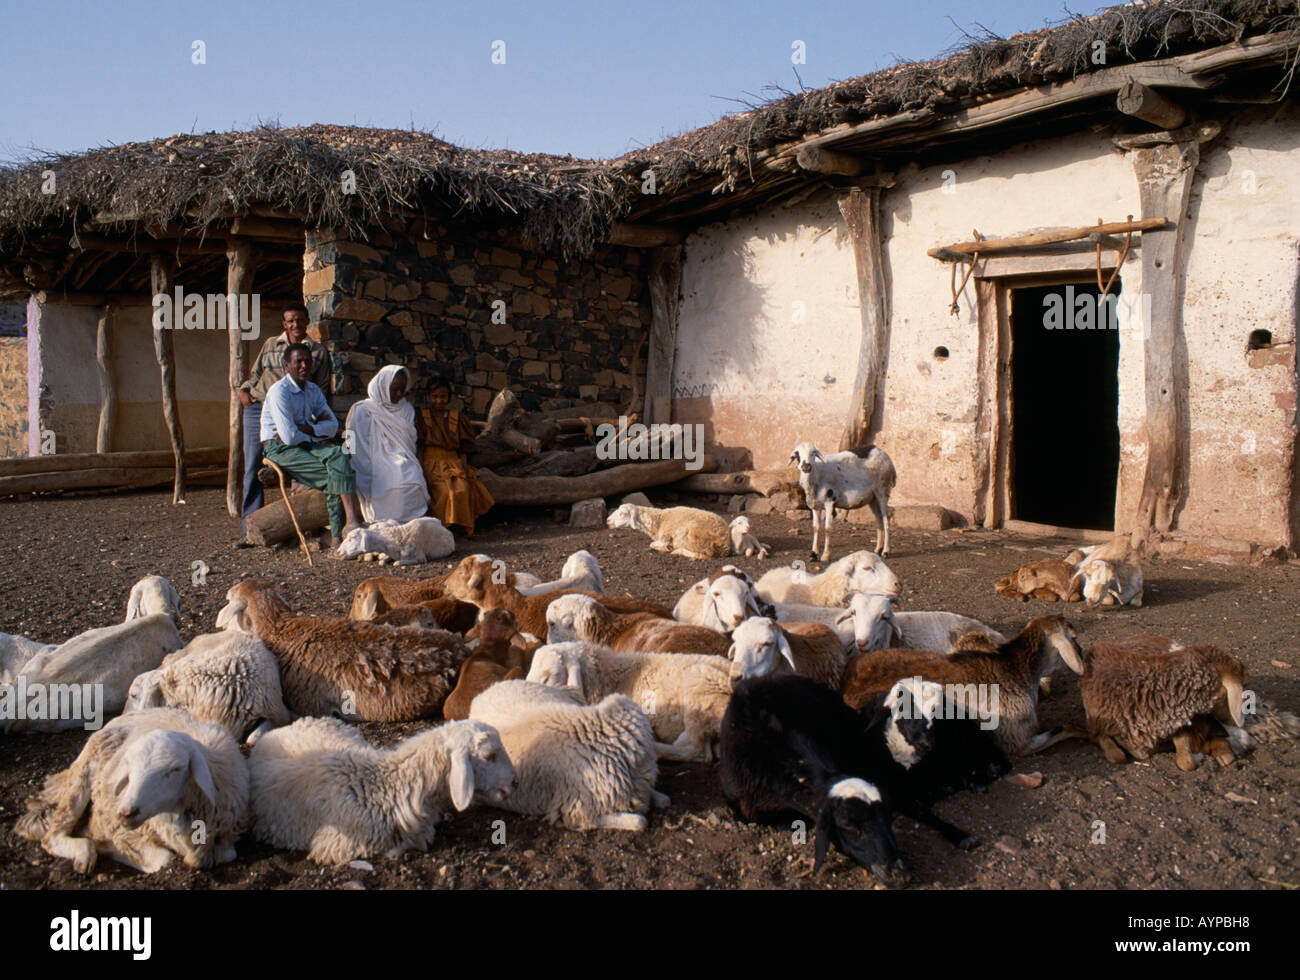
[264,459,314,567]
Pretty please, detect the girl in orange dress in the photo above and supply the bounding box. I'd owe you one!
[415,379,494,535]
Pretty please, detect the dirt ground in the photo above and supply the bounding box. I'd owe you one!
[1,486,1297,891]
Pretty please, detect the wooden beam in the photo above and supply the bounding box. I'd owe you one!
[1130,138,1202,533]
[0,466,225,497]
[644,245,682,426]
[479,456,717,506]
[0,447,227,478]
[1116,79,1187,129]
[928,217,1167,259]
[837,187,889,451]
[149,255,187,504]
[606,223,682,247]
[226,237,255,517]
[95,304,116,453]
[1113,120,1221,149]
[229,217,305,242]
[795,145,865,176]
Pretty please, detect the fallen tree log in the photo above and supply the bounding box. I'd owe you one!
[0,465,227,496]
[673,469,798,496]
[0,446,228,478]
[244,489,330,547]
[480,455,717,506]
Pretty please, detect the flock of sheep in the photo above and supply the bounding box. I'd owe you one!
[2,440,1295,886]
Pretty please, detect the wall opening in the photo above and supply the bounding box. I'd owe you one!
[1008,281,1120,530]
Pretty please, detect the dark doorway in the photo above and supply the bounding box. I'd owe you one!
[1009,281,1120,530]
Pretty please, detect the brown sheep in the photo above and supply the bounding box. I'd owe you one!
[1079,635,1246,769]
[217,580,471,722]
[349,572,451,621]
[840,615,1085,756]
[994,560,1083,602]
[442,609,525,721]
[545,594,731,656]
[372,597,480,634]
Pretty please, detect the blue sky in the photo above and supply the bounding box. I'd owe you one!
[1,0,1086,164]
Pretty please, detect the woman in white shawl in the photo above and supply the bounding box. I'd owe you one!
[344,364,429,523]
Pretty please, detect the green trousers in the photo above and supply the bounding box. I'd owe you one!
[262,438,356,537]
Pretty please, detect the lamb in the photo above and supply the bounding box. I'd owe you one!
[15,707,249,874]
[788,441,896,561]
[605,502,732,559]
[440,554,673,636]
[516,550,605,596]
[728,516,771,559]
[527,640,733,762]
[1079,635,1247,769]
[994,560,1083,602]
[124,631,293,744]
[755,550,901,606]
[335,516,456,565]
[215,579,471,722]
[442,609,526,721]
[125,575,181,621]
[372,598,480,633]
[840,615,1086,756]
[546,594,730,656]
[719,674,907,884]
[0,634,53,685]
[839,592,1007,655]
[248,716,515,864]
[349,561,540,621]
[469,679,665,831]
[673,565,776,635]
[726,616,848,688]
[3,576,184,734]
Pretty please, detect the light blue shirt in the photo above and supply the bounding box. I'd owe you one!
[261,374,339,446]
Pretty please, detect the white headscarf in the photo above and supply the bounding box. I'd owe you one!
[362,365,417,455]
[345,364,427,522]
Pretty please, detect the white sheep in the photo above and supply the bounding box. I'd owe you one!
[15,707,249,874]
[789,441,896,560]
[527,640,733,762]
[606,502,731,560]
[839,593,1008,655]
[516,550,605,596]
[469,679,666,831]
[125,631,293,744]
[335,517,456,565]
[726,616,848,688]
[249,716,516,864]
[3,576,184,734]
[672,565,775,635]
[728,516,771,559]
[0,634,54,685]
[755,550,901,606]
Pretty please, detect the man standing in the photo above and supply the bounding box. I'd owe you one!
[260,344,363,549]
[236,304,331,520]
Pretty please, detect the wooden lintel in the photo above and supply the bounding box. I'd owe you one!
[229,216,305,242]
[795,145,865,176]
[1116,79,1187,129]
[928,217,1167,259]
[1113,120,1222,149]
[608,222,682,247]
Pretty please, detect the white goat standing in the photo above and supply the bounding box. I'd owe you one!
[789,442,896,562]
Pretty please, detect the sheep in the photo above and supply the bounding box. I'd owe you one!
[838,592,1007,655]
[516,550,605,596]
[789,441,896,561]
[719,674,907,885]
[440,554,673,636]
[546,594,730,656]
[755,550,901,607]
[3,576,184,734]
[0,634,53,685]
[373,598,480,633]
[215,579,471,722]
[124,631,293,744]
[371,605,437,629]
[527,640,733,762]
[1069,539,1144,607]
[248,716,515,864]
[469,679,665,831]
[726,616,848,688]
[840,615,1086,756]
[15,707,249,874]
[994,560,1083,602]
[349,562,539,621]
[1078,635,1247,769]
[335,516,456,565]
[728,516,771,559]
[442,609,526,721]
[605,502,731,559]
[673,565,776,635]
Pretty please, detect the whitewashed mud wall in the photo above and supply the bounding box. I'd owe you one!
[673,106,1298,547]
[28,299,230,454]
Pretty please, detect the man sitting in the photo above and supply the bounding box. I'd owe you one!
[260,343,363,550]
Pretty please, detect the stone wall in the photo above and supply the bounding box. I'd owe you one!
[303,218,650,418]
[0,337,28,457]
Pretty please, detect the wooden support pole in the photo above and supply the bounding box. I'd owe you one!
[1131,139,1201,533]
[837,186,889,451]
[95,304,116,453]
[149,255,187,504]
[644,245,682,426]
[226,238,254,517]
[1116,79,1187,129]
